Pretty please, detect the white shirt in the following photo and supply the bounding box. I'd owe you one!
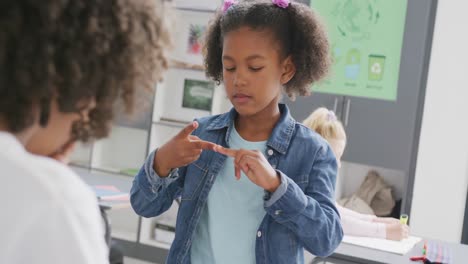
[337,204,386,239]
[0,132,109,264]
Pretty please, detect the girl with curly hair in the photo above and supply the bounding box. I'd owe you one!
[131,1,343,263]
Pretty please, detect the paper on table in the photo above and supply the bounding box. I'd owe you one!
[91,185,129,201]
[342,235,422,255]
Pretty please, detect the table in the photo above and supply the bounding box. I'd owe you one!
[310,240,468,264]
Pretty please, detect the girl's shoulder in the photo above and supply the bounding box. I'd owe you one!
[292,122,329,151]
[193,111,232,134]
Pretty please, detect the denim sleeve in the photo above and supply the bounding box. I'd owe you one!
[130,149,184,218]
[264,172,288,207]
[264,146,343,257]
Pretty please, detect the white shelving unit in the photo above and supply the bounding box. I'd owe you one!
[70,3,232,261]
[139,202,179,248]
[107,207,140,242]
[142,58,231,251]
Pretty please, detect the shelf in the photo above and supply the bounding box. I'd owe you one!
[155,119,189,127]
[112,229,138,242]
[139,237,172,250]
[139,203,179,249]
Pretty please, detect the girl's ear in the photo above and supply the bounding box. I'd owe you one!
[280,55,296,85]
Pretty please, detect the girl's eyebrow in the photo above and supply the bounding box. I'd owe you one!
[222,54,266,61]
[222,55,235,61]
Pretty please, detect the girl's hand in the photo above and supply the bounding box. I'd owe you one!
[49,141,76,165]
[154,121,218,177]
[215,146,280,192]
[385,223,410,241]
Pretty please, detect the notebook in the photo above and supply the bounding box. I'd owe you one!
[91,185,129,201]
[342,235,422,255]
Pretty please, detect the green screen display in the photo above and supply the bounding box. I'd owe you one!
[312,0,407,101]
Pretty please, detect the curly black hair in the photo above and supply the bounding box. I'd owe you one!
[0,0,171,141]
[203,0,330,99]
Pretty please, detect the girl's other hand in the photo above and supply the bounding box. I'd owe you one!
[215,146,280,192]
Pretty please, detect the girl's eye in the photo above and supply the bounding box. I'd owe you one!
[225,67,235,72]
[250,67,264,72]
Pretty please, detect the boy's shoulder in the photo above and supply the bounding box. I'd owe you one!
[29,155,97,207]
[2,150,99,223]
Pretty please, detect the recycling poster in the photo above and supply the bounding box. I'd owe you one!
[312,0,408,101]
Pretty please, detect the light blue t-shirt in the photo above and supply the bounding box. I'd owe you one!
[191,126,267,264]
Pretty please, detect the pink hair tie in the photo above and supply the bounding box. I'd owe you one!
[222,0,237,13]
[272,0,290,8]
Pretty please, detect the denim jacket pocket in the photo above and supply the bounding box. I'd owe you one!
[181,158,209,201]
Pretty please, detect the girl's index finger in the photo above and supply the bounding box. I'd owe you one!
[215,146,238,158]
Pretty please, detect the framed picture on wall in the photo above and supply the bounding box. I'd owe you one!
[155,68,216,123]
[182,79,215,111]
[170,9,212,67]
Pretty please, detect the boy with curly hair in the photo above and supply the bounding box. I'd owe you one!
[0,0,171,263]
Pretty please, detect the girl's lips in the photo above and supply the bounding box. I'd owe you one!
[233,94,252,104]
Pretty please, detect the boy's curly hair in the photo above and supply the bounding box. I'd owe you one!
[203,0,330,99]
[0,0,171,141]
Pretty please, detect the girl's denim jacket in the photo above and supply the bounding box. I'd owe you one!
[131,104,343,264]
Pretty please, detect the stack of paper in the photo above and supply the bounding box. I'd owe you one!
[91,185,129,201]
[342,235,422,255]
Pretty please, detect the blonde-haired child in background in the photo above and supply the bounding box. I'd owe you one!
[303,107,409,241]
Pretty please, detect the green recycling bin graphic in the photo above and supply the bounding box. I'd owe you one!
[368,54,385,81]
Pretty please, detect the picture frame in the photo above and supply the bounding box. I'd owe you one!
[169,9,213,67]
[154,68,217,123]
[182,79,214,111]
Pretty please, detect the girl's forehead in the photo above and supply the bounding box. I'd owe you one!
[222,27,281,59]
[224,27,273,45]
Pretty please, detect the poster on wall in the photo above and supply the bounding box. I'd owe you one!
[311,0,408,101]
[156,68,216,123]
[170,10,212,69]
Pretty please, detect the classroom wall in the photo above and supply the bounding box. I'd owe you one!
[410,0,468,243]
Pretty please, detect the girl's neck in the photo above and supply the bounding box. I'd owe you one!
[235,101,281,142]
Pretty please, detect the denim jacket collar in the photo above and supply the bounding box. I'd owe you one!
[205,104,296,154]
